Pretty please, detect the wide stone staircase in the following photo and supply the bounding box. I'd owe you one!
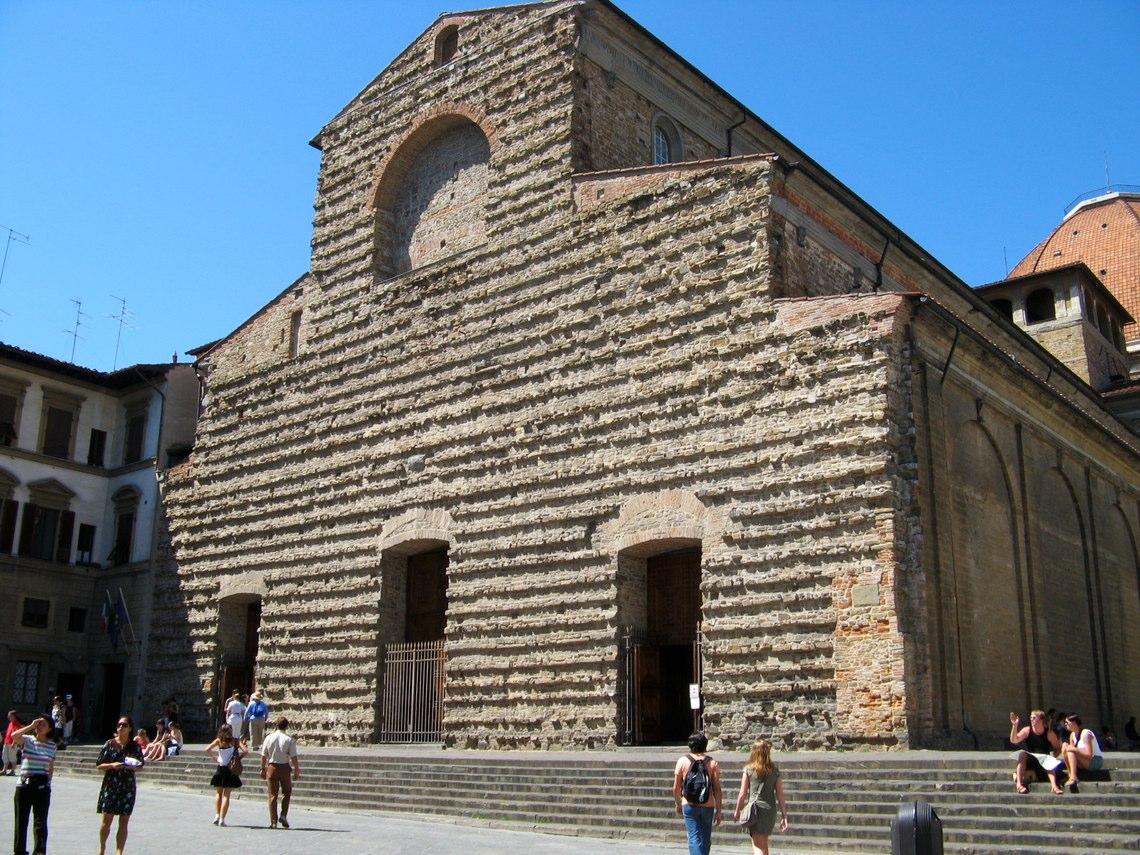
[53,745,1140,853]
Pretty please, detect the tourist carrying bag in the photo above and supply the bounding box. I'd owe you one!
[737,800,758,827]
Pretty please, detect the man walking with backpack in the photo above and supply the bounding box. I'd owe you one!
[673,731,723,855]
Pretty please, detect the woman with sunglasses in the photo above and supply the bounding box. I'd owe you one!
[96,715,144,855]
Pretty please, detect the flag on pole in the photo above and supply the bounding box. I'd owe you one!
[115,588,134,647]
[101,589,121,649]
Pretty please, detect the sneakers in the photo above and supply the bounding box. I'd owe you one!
[279,817,290,829]
[269,822,277,829]
[212,816,220,826]
[219,818,227,827]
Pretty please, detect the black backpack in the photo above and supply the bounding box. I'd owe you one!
[682,755,711,803]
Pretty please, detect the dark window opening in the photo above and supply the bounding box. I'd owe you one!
[18,503,74,563]
[1096,304,1110,337]
[41,406,73,458]
[110,511,135,565]
[0,393,16,445]
[76,523,96,565]
[990,298,1013,322]
[289,311,302,359]
[435,26,459,66]
[124,412,146,464]
[87,429,107,467]
[67,607,87,633]
[1025,288,1056,323]
[0,499,18,553]
[21,597,50,629]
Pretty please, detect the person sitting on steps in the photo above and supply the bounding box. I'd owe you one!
[1060,713,1103,791]
[1009,710,1063,795]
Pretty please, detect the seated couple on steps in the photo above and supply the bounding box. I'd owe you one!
[1010,710,1103,794]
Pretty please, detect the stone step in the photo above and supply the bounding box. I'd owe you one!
[52,748,1140,854]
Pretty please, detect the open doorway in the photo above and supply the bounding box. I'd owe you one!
[376,546,448,742]
[216,596,261,729]
[619,545,703,745]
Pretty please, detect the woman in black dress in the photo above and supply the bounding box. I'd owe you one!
[96,715,144,855]
[205,723,245,826]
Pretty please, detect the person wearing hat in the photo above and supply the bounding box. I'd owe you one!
[244,691,270,750]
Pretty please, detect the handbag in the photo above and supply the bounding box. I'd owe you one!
[737,801,758,827]
[228,748,243,775]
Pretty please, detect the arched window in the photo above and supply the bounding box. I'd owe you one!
[435,26,459,66]
[651,114,682,165]
[990,298,1013,322]
[1025,288,1056,323]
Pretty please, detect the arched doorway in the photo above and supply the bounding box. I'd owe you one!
[216,594,261,727]
[375,543,449,742]
[618,541,703,744]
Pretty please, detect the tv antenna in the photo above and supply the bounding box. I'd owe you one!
[64,298,88,363]
[0,224,30,292]
[108,295,134,369]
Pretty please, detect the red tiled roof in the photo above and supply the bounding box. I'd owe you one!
[1010,193,1140,337]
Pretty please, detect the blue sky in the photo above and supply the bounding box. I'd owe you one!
[1,0,1137,370]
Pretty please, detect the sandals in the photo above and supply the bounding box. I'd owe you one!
[1016,785,1029,795]
[1051,785,1064,795]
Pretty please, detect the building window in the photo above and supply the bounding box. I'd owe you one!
[990,298,1013,322]
[39,389,83,460]
[435,25,459,66]
[12,661,39,705]
[1025,288,1056,323]
[289,310,302,359]
[87,428,107,467]
[0,467,17,554]
[123,405,147,465]
[19,479,76,563]
[21,597,50,629]
[76,523,96,565]
[67,607,87,633]
[0,376,27,447]
[109,486,139,565]
[652,115,682,165]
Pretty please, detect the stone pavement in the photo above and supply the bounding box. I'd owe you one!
[0,775,830,854]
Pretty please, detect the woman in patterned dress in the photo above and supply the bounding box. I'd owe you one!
[96,715,144,855]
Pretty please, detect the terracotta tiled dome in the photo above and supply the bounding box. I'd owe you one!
[1010,190,1140,338]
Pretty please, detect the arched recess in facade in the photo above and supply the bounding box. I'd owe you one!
[602,490,726,746]
[1094,500,1140,725]
[368,104,497,278]
[1028,466,1098,717]
[374,508,454,743]
[215,571,266,727]
[945,419,1026,739]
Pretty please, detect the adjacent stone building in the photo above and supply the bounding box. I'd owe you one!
[0,344,197,736]
[146,0,1140,750]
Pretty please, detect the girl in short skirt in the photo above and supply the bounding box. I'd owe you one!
[204,724,246,826]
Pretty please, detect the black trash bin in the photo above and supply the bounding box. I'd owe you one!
[890,800,943,855]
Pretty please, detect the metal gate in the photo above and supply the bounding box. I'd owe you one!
[377,639,445,742]
[620,627,703,745]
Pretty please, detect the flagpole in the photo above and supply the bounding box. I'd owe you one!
[117,588,141,654]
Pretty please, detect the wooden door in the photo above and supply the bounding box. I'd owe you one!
[633,644,661,744]
[406,549,448,642]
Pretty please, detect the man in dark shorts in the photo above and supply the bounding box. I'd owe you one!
[1009,709,1063,794]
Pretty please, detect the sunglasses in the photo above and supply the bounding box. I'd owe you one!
[116,722,131,728]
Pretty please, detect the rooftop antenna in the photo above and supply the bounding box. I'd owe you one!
[1003,246,1009,278]
[64,298,88,363]
[1104,151,1111,191]
[108,295,134,370]
[0,224,30,292]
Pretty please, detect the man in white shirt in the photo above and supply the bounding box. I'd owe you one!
[259,717,301,829]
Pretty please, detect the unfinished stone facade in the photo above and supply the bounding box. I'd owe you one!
[147,0,1140,749]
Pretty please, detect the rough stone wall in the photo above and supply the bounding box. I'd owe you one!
[152,0,1140,751]
[575,57,721,172]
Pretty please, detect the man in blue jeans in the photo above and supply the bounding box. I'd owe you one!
[673,731,723,855]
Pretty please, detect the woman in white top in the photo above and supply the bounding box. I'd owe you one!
[1060,713,1104,789]
[204,724,245,826]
